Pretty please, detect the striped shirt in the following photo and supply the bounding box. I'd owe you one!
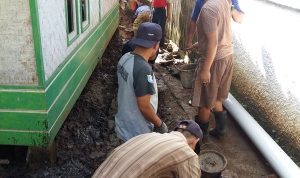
[92,132,201,178]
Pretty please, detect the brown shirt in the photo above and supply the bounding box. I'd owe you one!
[196,0,233,60]
[92,132,201,178]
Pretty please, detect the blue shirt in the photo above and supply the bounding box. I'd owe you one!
[191,0,242,22]
[191,0,204,22]
[135,5,151,17]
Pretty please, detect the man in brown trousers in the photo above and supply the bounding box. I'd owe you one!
[190,0,233,137]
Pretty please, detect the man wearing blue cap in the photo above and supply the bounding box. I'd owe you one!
[115,22,168,142]
[92,120,203,178]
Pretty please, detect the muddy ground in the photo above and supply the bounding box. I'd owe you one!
[1,4,279,178]
[1,9,122,178]
[0,5,186,178]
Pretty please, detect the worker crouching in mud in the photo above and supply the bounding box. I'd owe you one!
[92,120,203,178]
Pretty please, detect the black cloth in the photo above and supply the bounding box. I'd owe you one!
[122,40,134,56]
[152,8,166,47]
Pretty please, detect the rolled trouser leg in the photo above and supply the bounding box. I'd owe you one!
[209,110,227,137]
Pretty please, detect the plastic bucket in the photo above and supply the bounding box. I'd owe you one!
[177,63,196,89]
[199,150,227,178]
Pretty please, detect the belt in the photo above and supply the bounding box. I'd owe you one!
[153,7,166,9]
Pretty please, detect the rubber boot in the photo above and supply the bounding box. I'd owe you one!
[194,115,209,137]
[209,110,226,137]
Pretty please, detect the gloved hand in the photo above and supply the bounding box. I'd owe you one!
[153,121,168,134]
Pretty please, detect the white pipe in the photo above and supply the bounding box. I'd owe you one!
[224,93,300,178]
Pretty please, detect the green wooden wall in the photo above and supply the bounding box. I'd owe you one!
[0,3,119,147]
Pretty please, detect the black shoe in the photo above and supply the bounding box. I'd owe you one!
[209,128,225,137]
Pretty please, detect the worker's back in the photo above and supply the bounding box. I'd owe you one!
[92,132,200,178]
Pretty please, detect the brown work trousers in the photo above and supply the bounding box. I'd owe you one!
[191,55,233,109]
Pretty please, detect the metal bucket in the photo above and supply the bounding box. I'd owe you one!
[199,150,227,178]
[177,63,196,89]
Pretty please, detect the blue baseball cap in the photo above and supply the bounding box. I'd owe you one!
[175,120,203,139]
[175,120,203,154]
[131,22,162,48]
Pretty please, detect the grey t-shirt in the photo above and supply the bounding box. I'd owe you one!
[133,54,156,97]
[115,52,158,141]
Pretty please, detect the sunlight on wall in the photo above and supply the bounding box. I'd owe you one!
[234,0,300,100]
